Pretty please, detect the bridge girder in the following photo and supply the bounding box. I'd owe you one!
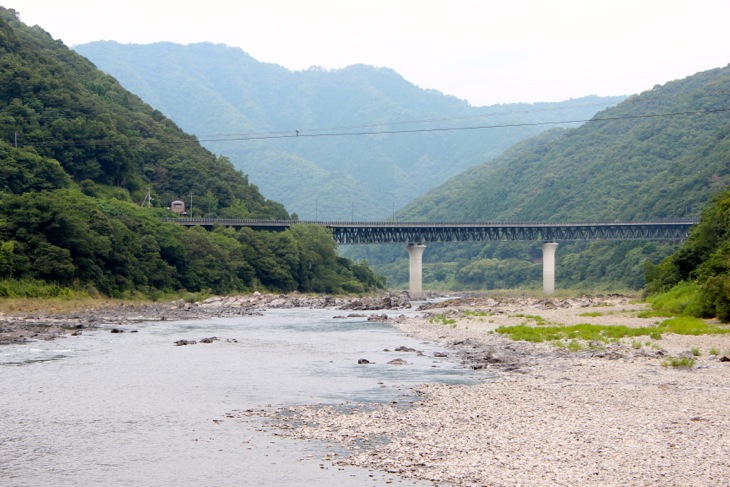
[327,223,694,245]
[163,219,695,244]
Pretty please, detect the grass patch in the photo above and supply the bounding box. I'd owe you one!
[464,310,492,317]
[429,313,457,327]
[511,314,547,325]
[496,315,730,345]
[0,288,214,315]
[578,311,604,317]
[661,357,696,368]
[646,281,704,316]
[496,323,658,343]
[0,279,83,300]
[660,315,730,335]
[637,309,676,319]
[566,340,584,352]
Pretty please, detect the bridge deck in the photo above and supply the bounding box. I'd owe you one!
[163,218,695,244]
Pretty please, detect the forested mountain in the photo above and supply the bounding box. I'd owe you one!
[74,41,625,220]
[400,66,730,222]
[0,7,384,297]
[354,65,730,290]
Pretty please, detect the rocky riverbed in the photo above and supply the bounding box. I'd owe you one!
[4,291,729,485]
[0,291,413,344]
[233,293,730,487]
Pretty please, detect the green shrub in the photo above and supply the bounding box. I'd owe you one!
[699,275,730,322]
[661,357,695,368]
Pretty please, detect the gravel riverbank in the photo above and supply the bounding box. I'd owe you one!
[238,294,730,486]
[4,292,729,485]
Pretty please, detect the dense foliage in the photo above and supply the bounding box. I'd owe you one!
[0,188,384,296]
[645,189,730,322]
[75,40,624,220]
[0,8,384,297]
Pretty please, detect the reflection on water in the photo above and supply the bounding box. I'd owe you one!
[0,308,483,486]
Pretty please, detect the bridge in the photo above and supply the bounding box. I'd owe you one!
[164,218,695,297]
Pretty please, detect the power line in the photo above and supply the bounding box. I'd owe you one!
[195,100,621,138]
[198,107,730,142]
[12,106,730,148]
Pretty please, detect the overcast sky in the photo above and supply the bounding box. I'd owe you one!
[14,0,730,106]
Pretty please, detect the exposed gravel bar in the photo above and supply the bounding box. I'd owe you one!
[236,294,730,486]
[0,291,412,344]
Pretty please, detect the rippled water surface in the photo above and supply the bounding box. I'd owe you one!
[0,308,481,486]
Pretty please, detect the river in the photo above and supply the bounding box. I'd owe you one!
[0,307,482,486]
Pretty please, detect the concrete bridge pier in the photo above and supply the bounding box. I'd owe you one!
[406,243,426,299]
[542,242,559,294]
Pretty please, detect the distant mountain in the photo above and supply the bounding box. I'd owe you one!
[361,65,730,290]
[75,41,625,220]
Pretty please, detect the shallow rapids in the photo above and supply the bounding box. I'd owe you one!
[0,307,479,486]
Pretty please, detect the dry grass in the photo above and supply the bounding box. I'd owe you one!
[0,297,140,315]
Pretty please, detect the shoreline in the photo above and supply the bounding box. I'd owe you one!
[0,291,414,344]
[4,291,729,485]
[238,294,730,486]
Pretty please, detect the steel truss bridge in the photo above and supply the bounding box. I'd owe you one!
[164,219,695,244]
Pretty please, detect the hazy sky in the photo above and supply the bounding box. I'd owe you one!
[14,0,730,106]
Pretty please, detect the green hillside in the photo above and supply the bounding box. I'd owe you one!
[359,66,730,290]
[75,41,625,220]
[0,7,383,297]
[401,66,730,222]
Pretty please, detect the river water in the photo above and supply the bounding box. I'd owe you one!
[0,307,482,486]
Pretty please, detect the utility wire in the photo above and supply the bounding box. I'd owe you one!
[195,100,621,138]
[15,106,730,148]
[198,107,730,142]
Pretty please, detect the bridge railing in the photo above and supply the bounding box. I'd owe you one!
[162,218,697,244]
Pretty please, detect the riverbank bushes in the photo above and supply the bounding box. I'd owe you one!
[645,189,730,322]
[0,190,385,297]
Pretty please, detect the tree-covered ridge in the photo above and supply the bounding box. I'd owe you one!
[399,65,730,222]
[354,65,730,291]
[74,40,625,220]
[0,7,384,297]
[1,8,286,218]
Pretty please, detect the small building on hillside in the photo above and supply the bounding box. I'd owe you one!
[169,200,186,215]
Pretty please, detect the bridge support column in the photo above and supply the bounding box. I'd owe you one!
[406,243,426,299]
[542,242,558,295]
